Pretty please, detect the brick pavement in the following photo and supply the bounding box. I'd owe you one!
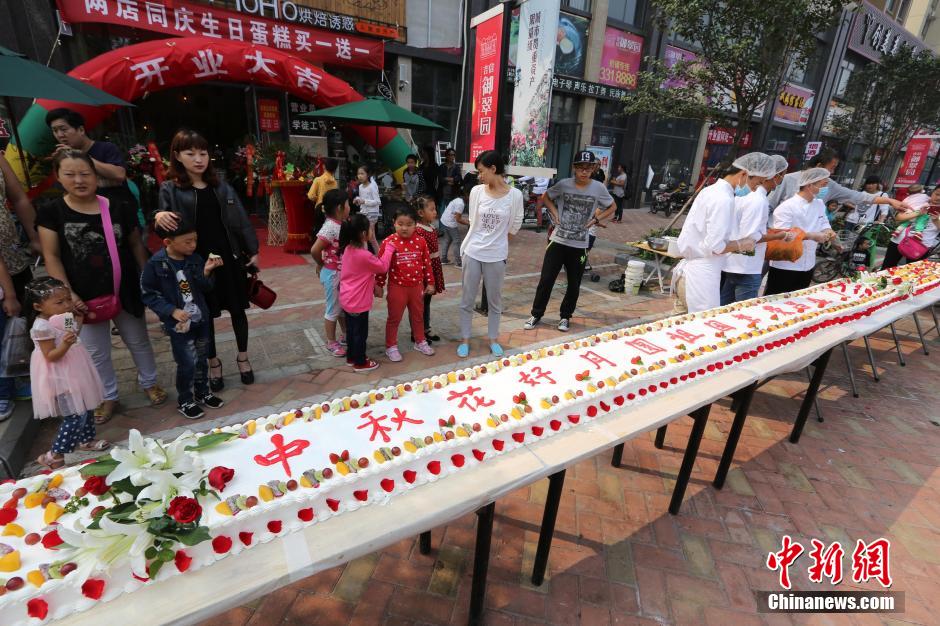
[24,207,940,625]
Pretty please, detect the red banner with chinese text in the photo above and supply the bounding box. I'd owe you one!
[895,137,933,186]
[469,9,503,160]
[55,0,383,70]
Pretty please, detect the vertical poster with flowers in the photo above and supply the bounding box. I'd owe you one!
[509,0,561,167]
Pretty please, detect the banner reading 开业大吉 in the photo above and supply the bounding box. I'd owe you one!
[509,0,561,167]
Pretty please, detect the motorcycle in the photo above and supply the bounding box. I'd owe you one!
[650,181,690,217]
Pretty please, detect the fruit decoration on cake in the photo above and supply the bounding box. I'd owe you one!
[1,263,939,624]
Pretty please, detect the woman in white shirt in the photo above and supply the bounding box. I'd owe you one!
[766,168,838,295]
[458,151,524,358]
[881,187,940,269]
[353,165,381,251]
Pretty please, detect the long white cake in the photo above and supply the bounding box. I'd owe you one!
[0,262,937,624]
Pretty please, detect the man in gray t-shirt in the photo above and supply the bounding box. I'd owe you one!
[525,151,616,332]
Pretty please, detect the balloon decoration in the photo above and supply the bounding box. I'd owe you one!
[8,37,411,185]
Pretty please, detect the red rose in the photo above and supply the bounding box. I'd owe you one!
[83,476,110,496]
[42,529,64,549]
[208,466,235,492]
[167,496,202,525]
[27,598,49,620]
[174,550,192,573]
[82,579,105,600]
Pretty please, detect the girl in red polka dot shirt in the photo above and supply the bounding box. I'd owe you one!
[375,206,435,362]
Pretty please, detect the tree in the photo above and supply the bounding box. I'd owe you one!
[623,0,852,157]
[830,46,940,182]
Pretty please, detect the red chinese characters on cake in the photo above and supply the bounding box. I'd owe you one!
[253,434,310,477]
[704,320,736,332]
[447,386,495,412]
[763,305,795,315]
[357,408,423,443]
[666,329,704,344]
[623,338,665,356]
[518,366,556,387]
[783,300,811,313]
[579,350,615,370]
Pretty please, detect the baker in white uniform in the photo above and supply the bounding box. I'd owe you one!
[765,167,838,295]
[673,157,757,313]
[721,153,793,304]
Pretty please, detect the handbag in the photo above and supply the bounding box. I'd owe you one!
[898,229,929,260]
[765,228,805,262]
[247,270,277,309]
[0,316,32,378]
[84,195,122,324]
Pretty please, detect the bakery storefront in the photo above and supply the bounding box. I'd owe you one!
[23,0,405,211]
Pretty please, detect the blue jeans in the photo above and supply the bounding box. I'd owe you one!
[0,308,15,402]
[720,272,763,305]
[168,323,210,405]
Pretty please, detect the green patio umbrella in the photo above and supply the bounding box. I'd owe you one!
[300,96,446,131]
[1,45,132,184]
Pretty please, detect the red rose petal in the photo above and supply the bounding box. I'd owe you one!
[403,470,417,483]
[267,520,282,534]
[549,419,562,431]
[472,449,486,461]
[512,432,525,443]
[492,439,505,451]
[82,578,105,600]
[568,414,580,424]
[42,529,63,549]
[353,489,369,501]
[451,454,465,468]
[175,550,192,573]
[427,460,441,475]
[0,508,16,524]
[27,598,48,620]
[298,508,314,522]
[132,573,149,583]
[380,479,395,493]
[239,531,253,546]
[212,536,233,554]
[587,406,598,417]
[531,426,544,436]
[599,401,611,412]
[613,396,624,406]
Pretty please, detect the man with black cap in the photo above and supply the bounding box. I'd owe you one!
[524,151,616,332]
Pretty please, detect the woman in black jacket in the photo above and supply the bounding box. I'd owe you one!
[155,129,259,389]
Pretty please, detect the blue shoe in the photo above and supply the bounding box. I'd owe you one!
[490,343,504,357]
[457,343,470,358]
[0,399,14,422]
[14,380,31,401]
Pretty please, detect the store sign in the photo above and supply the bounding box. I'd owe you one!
[586,145,612,179]
[258,97,282,132]
[287,98,325,136]
[599,27,643,90]
[895,136,933,186]
[849,1,926,62]
[773,82,814,127]
[804,141,822,159]
[555,12,590,79]
[706,126,752,148]
[551,76,630,101]
[510,0,560,167]
[56,0,384,70]
[662,44,696,89]
[469,6,504,160]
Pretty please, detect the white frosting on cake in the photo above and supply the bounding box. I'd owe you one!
[0,263,937,624]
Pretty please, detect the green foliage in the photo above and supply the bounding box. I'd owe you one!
[623,0,852,152]
[830,46,940,180]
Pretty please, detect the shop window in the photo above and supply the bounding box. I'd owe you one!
[550,93,581,123]
[835,59,856,98]
[647,118,701,188]
[563,0,592,12]
[410,60,461,148]
[608,0,639,26]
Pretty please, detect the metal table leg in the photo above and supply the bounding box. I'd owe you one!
[654,425,667,449]
[805,367,824,423]
[790,349,833,444]
[419,531,431,555]
[889,323,906,366]
[841,342,859,398]
[931,305,939,337]
[713,383,758,490]
[668,404,712,515]
[912,313,929,355]
[863,336,880,382]
[611,443,624,467]
[468,502,496,624]
[530,470,567,587]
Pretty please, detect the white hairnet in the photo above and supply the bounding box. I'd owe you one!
[732,152,777,178]
[798,167,830,187]
[771,154,789,175]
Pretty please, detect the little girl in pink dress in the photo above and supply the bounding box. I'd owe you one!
[27,277,110,469]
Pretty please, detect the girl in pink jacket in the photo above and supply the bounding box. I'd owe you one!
[339,214,395,371]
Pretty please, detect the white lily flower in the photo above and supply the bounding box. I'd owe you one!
[109,429,162,483]
[57,517,152,580]
[135,468,203,504]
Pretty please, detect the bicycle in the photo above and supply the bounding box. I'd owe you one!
[812,222,890,283]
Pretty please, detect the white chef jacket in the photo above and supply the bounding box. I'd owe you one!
[725,186,769,275]
[674,178,735,312]
[768,172,876,211]
[770,195,832,272]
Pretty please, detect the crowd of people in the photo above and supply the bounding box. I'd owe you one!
[1,106,936,471]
